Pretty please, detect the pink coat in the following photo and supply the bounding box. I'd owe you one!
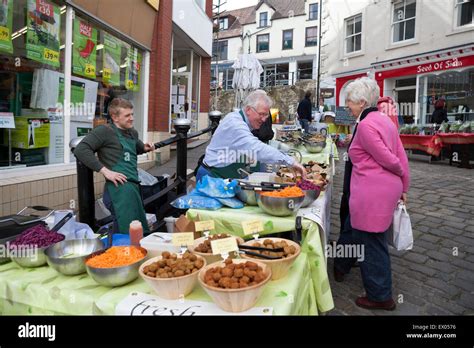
[348,111,410,233]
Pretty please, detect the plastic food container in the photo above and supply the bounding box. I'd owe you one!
[139,233,181,259]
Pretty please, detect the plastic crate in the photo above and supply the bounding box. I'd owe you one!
[140,175,169,214]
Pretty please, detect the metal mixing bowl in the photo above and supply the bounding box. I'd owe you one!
[10,246,48,268]
[235,186,258,205]
[301,189,321,208]
[304,140,327,153]
[85,247,148,287]
[256,194,304,217]
[45,238,105,276]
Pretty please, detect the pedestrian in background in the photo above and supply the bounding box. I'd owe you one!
[297,90,313,133]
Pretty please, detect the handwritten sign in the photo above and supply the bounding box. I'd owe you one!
[0,113,15,129]
[210,237,238,255]
[242,220,264,236]
[115,292,273,316]
[171,232,194,246]
[195,220,215,232]
[335,107,356,126]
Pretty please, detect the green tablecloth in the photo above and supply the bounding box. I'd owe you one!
[0,250,319,315]
[186,206,334,314]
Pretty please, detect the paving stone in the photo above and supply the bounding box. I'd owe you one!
[408,263,437,277]
[457,293,474,311]
[424,277,460,298]
[453,278,474,293]
[453,236,474,247]
[426,250,452,262]
[425,259,455,274]
[464,225,474,233]
[457,270,474,283]
[443,220,469,230]
[425,305,454,315]
[403,253,429,264]
[419,234,441,244]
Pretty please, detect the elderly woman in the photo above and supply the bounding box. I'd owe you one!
[196,90,306,181]
[335,77,410,311]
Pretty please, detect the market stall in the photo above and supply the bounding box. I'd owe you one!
[399,134,442,156]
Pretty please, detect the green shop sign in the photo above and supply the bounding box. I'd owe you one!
[26,0,61,67]
[0,0,13,54]
[73,19,97,79]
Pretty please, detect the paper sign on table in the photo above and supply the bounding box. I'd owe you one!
[172,232,194,246]
[195,220,215,232]
[242,220,264,236]
[210,237,238,255]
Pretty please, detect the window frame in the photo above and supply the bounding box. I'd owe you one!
[282,29,293,50]
[259,12,268,28]
[219,17,228,30]
[455,0,474,28]
[212,40,228,60]
[305,26,318,47]
[256,33,270,53]
[344,14,362,54]
[391,0,417,43]
[309,3,318,21]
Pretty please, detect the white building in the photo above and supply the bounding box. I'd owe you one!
[322,0,474,124]
[212,0,320,89]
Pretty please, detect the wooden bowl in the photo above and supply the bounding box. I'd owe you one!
[188,235,245,265]
[198,259,271,312]
[240,237,301,280]
[139,254,206,300]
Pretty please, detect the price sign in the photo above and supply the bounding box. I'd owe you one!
[43,48,59,64]
[171,232,194,247]
[126,79,134,89]
[210,237,238,255]
[242,220,264,236]
[0,113,15,129]
[85,64,96,77]
[37,0,53,17]
[195,220,215,232]
[0,27,9,41]
[103,68,111,80]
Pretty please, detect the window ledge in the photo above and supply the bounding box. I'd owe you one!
[343,51,365,59]
[446,25,474,36]
[385,39,419,51]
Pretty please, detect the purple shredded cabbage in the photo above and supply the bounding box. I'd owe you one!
[10,224,65,248]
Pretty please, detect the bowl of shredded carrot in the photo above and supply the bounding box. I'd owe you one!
[257,186,305,216]
[85,246,147,287]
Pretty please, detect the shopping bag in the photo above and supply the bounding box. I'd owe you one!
[388,202,413,251]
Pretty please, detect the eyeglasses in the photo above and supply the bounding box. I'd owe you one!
[250,106,269,118]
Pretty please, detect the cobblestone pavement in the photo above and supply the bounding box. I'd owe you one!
[327,150,474,315]
[150,145,474,315]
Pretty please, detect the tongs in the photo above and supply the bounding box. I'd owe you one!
[238,244,284,260]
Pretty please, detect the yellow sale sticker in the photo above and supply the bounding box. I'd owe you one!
[242,220,264,235]
[195,220,215,232]
[172,232,194,246]
[126,79,134,89]
[210,237,238,255]
[85,64,96,77]
[102,68,111,79]
[0,27,9,41]
[43,48,59,63]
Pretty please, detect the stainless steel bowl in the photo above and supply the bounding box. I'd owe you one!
[45,238,105,276]
[256,194,304,217]
[304,140,327,153]
[235,186,258,205]
[301,189,321,208]
[10,246,48,268]
[85,247,148,287]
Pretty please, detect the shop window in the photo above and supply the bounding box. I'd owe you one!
[282,29,293,50]
[309,3,318,21]
[345,14,362,54]
[305,26,318,47]
[298,61,313,80]
[455,0,473,27]
[212,40,228,61]
[256,34,269,53]
[392,0,416,43]
[259,12,268,28]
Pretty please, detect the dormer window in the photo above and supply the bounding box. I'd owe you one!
[219,17,228,30]
[259,12,268,27]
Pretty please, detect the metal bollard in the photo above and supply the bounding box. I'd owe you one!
[173,118,191,195]
[208,110,222,135]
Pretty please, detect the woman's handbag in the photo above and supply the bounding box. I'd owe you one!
[388,202,413,251]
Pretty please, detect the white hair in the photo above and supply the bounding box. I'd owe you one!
[345,77,380,107]
[243,90,273,109]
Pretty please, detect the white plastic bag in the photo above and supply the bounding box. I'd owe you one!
[388,202,413,251]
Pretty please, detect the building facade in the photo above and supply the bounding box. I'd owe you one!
[0,0,213,216]
[212,0,320,89]
[322,0,474,124]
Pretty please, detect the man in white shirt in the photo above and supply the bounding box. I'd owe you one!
[196,90,306,180]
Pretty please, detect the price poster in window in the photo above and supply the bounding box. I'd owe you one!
[72,19,97,79]
[125,46,141,92]
[103,32,121,86]
[26,0,60,67]
[0,0,13,54]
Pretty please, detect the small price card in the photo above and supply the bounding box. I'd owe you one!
[126,79,134,89]
[195,220,215,232]
[172,232,194,246]
[85,64,96,77]
[0,27,9,41]
[43,48,59,64]
[103,68,111,79]
[210,237,238,255]
[242,220,264,236]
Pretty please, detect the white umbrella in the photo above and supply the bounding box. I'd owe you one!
[232,53,263,108]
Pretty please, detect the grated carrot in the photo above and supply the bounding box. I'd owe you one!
[261,186,304,198]
[86,246,145,268]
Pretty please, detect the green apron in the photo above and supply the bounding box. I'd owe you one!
[105,125,149,234]
[208,110,261,179]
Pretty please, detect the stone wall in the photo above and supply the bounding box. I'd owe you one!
[210,80,317,121]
